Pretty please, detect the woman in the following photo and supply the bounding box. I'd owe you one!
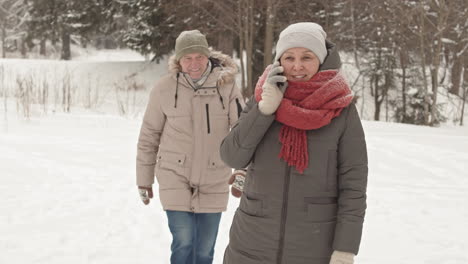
[221,22,368,264]
[136,30,245,264]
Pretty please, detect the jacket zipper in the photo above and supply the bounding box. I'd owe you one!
[205,104,211,134]
[276,164,291,264]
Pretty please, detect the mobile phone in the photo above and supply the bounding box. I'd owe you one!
[276,60,287,91]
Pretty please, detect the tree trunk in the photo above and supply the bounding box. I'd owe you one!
[373,47,383,121]
[429,0,449,126]
[105,38,113,49]
[40,38,46,56]
[263,0,276,67]
[351,0,360,71]
[451,54,462,96]
[374,101,381,121]
[20,38,27,58]
[385,71,390,122]
[243,0,254,97]
[373,74,381,121]
[1,63,6,125]
[461,66,466,126]
[61,31,71,60]
[217,30,234,57]
[430,64,440,125]
[400,50,407,122]
[385,88,388,121]
[360,77,365,117]
[419,4,430,125]
[350,0,366,117]
[1,24,6,58]
[238,0,246,97]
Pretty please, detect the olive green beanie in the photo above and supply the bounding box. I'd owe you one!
[175,30,210,61]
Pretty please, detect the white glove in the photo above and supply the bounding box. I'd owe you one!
[138,186,153,205]
[258,62,288,115]
[329,250,355,264]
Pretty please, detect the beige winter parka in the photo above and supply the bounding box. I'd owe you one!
[136,51,245,213]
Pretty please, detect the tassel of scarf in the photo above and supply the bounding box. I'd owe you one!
[278,125,308,174]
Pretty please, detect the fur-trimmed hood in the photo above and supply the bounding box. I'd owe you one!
[168,49,238,86]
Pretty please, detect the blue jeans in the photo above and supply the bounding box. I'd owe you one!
[166,210,222,264]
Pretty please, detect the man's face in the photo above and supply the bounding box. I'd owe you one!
[179,53,209,79]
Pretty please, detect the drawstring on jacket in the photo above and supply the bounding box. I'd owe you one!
[216,82,225,110]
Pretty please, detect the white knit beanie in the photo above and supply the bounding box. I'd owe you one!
[274,22,327,64]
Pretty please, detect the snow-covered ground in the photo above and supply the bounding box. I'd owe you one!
[1,108,467,264]
[1,50,468,263]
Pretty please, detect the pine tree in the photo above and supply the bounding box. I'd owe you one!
[121,0,177,61]
[26,0,103,59]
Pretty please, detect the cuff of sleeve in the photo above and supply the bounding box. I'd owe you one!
[333,221,363,255]
[136,166,155,186]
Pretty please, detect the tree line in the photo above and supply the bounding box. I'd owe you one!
[1,0,467,126]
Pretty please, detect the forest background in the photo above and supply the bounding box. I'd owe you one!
[1,0,467,126]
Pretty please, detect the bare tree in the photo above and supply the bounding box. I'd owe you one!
[428,0,450,126]
[415,2,432,125]
[263,0,282,68]
[0,0,28,58]
[1,63,6,130]
[461,65,466,126]
[446,1,468,97]
[200,0,264,97]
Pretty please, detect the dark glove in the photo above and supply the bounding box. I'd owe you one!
[228,169,246,198]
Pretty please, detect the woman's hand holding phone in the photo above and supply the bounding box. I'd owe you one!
[258,62,288,115]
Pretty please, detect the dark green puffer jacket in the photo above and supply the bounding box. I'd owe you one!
[221,41,368,264]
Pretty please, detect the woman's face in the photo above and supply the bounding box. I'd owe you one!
[179,53,209,79]
[279,47,320,82]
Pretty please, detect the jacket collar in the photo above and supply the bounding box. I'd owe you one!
[168,49,238,88]
[319,40,342,71]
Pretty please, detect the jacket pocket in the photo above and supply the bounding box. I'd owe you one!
[204,153,230,185]
[156,151,186,178]
[239,193,264,217]
[208,153,224,169]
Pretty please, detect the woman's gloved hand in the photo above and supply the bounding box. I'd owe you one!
[228,169,246,198]
[258,62,288,115]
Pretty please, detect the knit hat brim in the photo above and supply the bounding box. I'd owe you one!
[274,22,327,64]
[176,46,211,61]
[274,32,327,63]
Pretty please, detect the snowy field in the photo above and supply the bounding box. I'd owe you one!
[1,108,467,264]
[1,50,468,263]
[0,52,166,118]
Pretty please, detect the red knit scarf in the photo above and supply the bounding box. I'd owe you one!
[255,65,353,173]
